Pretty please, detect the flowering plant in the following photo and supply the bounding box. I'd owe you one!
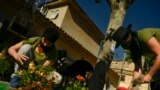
[16,61,62,90]
[66,74,88,90]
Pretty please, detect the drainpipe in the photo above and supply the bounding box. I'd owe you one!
[96,40,104,58]
[117,52,127,88]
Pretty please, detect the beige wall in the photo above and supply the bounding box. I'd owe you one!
[46,5,101,57]
[45,5,100,64]
[56,39,83,60]
[46,6,68,27]
[61,8,100,56]
[56,37,96,65]
[110,60,134,71]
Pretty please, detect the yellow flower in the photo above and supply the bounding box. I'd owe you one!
[28,61,36,70]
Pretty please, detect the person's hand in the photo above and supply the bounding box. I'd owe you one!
[128,74,144,90]
[13,53,29,65]
[142,74,152,83]
[43,60,53,67]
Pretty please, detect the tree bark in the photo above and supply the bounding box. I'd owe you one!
[89,0,134,89]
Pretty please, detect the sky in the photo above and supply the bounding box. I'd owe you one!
[76,0,160,59]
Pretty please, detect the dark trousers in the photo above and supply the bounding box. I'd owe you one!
[150,81,160,90]
[88,60,108,90]
[150,71,160,90]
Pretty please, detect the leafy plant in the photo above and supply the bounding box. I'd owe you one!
[66,75,88,90]
[0,54,14,76]
[16,62,56,90]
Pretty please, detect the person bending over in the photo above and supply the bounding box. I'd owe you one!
[8,27,60,87]
[112,26,160,90]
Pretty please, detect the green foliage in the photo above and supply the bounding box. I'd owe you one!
[66,80,87,90]
[142,57,153,74]
[125,54,132,63]
[65,75,88,90]
[16,65,55,89]
[0,55,14,75]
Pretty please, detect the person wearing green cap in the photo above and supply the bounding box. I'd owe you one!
[8,27,60,88]
[112,26,160,90]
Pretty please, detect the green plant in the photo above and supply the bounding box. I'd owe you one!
[0,55,14,75]
[16,62,56,90]
[66,75,88,90]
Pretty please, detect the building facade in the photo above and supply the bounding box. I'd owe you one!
[110,60,149,90]
[44,0,104,65]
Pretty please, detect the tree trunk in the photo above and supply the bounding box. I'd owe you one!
[89,0,134,89]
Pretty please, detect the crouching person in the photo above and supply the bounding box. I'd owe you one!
[8,27,62,88]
